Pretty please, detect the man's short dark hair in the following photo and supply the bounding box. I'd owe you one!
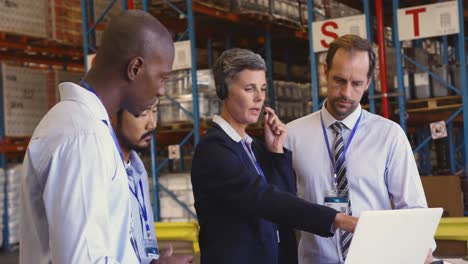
[326,34,376,79]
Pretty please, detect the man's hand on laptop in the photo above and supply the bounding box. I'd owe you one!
[333,213,358,233]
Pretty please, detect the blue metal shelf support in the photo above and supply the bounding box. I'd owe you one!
[307,0,319,112]
[0,65,9,251]
[187,0,200,145]
[392,0,407,133]
[448,122,455,174]
[456,0,468,176]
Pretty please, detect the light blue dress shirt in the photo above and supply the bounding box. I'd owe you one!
[285,103,428,264]
[126,150,158,264]
[20,82,139,264]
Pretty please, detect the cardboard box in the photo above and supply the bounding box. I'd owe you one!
[434,240,467,258]
[421,175,464,217]
[461,179,468,212]
[421,176,467,257]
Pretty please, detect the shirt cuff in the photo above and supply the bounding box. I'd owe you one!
[330,223,338,234]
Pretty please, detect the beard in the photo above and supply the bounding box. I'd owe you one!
[329,96,358,118]
[118,129,155,154]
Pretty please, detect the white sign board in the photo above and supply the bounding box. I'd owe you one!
[430,121,447,139]
[172,40,192,71]
[2,64,48,137]
[168,144,181,160]
[312,15,367,53]
[86,54,96,72]
[398,1,459,41]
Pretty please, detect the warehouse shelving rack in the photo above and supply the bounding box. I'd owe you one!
[151,0,200,221]
[79,0,468,225]
[391,0,468,176]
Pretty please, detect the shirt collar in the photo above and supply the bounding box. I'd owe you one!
[213,115,253,144]
[128,150,145,175]
[320,99,362,130]
[58,82,110,126]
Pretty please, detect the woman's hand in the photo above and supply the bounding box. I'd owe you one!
[263,107,287,153]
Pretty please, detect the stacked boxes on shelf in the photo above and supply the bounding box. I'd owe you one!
[50,0,82,45]
[300,0,360,23]
[51,0,120,45]
[389,44,461,100]
[158,173,196,222]
[233,0,269,15]
[300,0,326,24]
[159,69,219,125]
[301,82,313,116]
[1,64,49,137]
[317,52,328,98]
[0,0,48,38]
[274,81,310,122]
[196,0,231,11]
[431,65,451,97]
[271,0,300,25]
[0,164,23,247]
[93,0,122,46]
[403,47,431,99]
[325,0,360,19]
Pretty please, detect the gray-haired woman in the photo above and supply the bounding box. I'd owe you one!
[191,48,357,264]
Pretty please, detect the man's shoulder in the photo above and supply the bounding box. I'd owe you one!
[286,112,320,140]
[33,100,105,140]
[28,102,110,160]
[361,110,402,132]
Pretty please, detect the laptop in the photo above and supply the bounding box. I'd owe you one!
[345,208,443,264]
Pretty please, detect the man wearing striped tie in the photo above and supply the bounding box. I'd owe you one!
[285,35,433,264]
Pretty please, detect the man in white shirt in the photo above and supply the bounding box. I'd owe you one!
[285,35,432,264]
[20,10,174,264]
[114,104,193,264]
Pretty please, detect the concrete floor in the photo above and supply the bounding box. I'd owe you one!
[0,251,19,264]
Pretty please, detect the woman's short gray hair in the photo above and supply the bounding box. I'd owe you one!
[212,48,266,99]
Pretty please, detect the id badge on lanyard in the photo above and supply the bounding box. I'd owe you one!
[132,179,159,259]
[324,190,350,214]
[144,238,159,259]
[320,110,362,214]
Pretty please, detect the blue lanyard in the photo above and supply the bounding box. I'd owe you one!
[242,140,266,179]
[79,80,126,167]
[128,174,152,238]
[320,110,362,181]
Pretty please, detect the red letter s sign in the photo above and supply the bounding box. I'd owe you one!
[321,21,339,48]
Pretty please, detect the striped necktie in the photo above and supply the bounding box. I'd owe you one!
[331,121,353,260]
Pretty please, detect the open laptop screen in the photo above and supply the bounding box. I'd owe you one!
[346,208,443,264]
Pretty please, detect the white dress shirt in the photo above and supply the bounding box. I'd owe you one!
[285,103,428,264]
[126,150,158,264]
[20,82,139,264]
